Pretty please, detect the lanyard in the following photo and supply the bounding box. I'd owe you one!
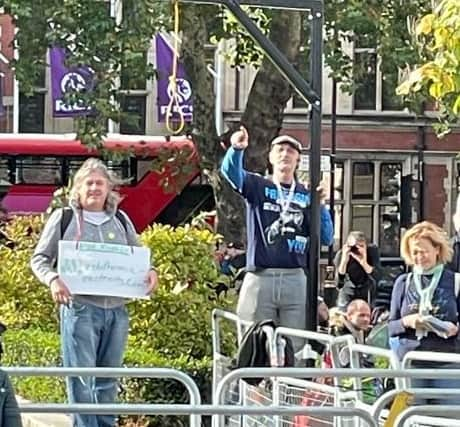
[273,179,296,214]
[413,264,444,315]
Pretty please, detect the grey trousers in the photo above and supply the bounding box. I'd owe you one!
[237,268,307,352]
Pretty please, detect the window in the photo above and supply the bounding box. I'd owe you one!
[322,161,345,252]
[298,155,405,259]
[18,55,47,133]
[352,163,374,199]
[349,161,402,257]
[379,163,402,257]
[353,38,403,112]
[19,93,45,133]
[6,156,134,186]
[353,49,377,110]
[118,2,148,134]
[120,95,146,135]
[14,157,62,184]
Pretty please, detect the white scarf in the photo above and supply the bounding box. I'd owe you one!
[413,264,444,339]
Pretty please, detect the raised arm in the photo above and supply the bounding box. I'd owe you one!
[220,126,249,192]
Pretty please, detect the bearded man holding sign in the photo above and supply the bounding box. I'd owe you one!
[221,127,333,351]
[31,158,158,427]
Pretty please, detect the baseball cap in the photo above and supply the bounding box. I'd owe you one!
[271,135,303,153]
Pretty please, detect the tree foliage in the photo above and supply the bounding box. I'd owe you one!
[2,0,167,148]
[0,0,433,241]
[397,0,460,136]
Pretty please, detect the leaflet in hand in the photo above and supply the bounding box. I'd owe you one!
[421,315,453,338]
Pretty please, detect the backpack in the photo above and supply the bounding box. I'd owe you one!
[232,319,295,386]
[60,207,128,238]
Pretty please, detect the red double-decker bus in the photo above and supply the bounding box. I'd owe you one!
[0,134,214,231]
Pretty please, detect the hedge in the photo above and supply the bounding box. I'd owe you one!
[3,327,213,427]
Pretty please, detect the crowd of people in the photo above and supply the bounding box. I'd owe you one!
[1,127,460,425]
[221,126,460,388]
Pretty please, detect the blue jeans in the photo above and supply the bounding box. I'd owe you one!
[61,302,129,427]
[411,362,460,405]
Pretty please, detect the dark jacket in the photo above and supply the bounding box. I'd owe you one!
[334,243,382,289]
[0,370,22,427]
[447,234,460,272]
[388,269,460,361]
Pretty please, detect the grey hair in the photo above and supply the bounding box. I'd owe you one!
[69,158,124,212]
[347,231,367,243]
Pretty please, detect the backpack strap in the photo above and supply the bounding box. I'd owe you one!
[60,207,74,239]
[455,272,460,298]
[405,272,412,295]
[115,210,128,233]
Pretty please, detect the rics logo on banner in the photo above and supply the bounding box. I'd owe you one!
[50,47,94,118]
[159,77,193,119]
[55,72,90,114]
[156,34,193,123]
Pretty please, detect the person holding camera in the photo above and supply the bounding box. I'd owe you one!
[334,231,381,310]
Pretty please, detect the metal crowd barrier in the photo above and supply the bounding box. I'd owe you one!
[4,367,202,427]
[212,308,252,398]
[211,310,460,427]
[395,406,460,427]
[402,351,460,389]
[214,367,386,427]
[347,342,402,404]
[371,388,460,425]
[217,367,460,427]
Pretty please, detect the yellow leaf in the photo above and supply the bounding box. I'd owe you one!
[416,14,435,35]
[442,74,455,92]
[429,82,443,98]
[453,95,460,115]
[434,27,451,49]
[396,80,412,96]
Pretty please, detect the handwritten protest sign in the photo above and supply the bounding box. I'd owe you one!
[58,241,151,298]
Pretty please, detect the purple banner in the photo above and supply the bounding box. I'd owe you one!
[50,47,94,118]
[156,34,193,123]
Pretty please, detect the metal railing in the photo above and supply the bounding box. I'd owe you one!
[395,406,460,427]
[4,367,202,427]
[215,367,384,427]
[371,388,460,424]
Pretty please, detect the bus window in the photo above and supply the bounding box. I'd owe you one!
[0,158,9,183]
[67,158,132,184]
[16,157,62,185]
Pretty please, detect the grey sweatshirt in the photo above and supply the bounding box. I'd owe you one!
[30,207,145,308]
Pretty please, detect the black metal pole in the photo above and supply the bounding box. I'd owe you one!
[181,0,321,107]
[417,124,426,221]
[327,78,337,266]
[306,6,323,333]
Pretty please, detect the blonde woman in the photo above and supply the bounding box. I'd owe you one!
[31,158,158,427]
[389,221,460,402]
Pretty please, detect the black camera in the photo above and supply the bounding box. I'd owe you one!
[349,245,360,254]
